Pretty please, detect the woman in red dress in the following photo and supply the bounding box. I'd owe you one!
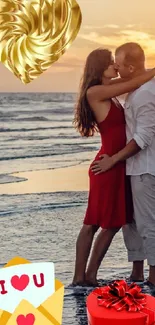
[72,48,155,286]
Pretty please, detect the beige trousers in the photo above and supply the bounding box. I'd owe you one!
[122,174,155,266]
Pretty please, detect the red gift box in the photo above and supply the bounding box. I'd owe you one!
[86,280,155,325]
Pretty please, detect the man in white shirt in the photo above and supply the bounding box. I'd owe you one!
[91,42,155,286]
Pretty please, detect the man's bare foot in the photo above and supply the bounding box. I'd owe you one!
[129,272,144,282]
[128,276,144,282]
[148,266,155,286]
[147,277,155,286]
[145,280,155,288]
[130,261,144,282]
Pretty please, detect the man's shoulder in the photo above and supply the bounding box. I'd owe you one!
[139,78,155,92]
[128,78,155,105]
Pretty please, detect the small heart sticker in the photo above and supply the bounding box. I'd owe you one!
[11,275,30,291]
[0,0,82,83]
[16,313,35,325]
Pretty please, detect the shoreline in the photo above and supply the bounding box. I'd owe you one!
[0,164,90,195]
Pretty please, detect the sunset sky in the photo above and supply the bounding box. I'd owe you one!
[0,0,155,92]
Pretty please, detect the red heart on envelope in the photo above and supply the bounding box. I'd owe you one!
[16,313,35,325]
[11,274,30,291]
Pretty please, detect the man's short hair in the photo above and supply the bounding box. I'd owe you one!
[115,42,145,67]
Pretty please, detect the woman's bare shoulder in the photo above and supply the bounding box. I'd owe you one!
[86,85,100,99]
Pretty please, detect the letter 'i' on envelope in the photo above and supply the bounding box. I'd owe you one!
[0,256,64,325]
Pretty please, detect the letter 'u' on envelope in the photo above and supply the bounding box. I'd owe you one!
[0,256,64,325]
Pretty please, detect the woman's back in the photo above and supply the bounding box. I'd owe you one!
[96,99,126,157]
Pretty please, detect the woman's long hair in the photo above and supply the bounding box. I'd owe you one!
[73,48,112,137]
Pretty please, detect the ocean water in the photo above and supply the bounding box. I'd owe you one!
[0,93,153,324]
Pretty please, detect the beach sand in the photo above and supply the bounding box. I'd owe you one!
[0,164,90,195]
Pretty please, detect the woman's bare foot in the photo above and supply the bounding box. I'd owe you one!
[72,276,86,287]
[71,275,99,287]
[71,281,86,287]
[85,273,99,287]
[85,279,99,287]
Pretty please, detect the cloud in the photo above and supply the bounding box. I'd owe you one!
[119,30,150,40]
[79,31,121,47]
[83,24,119,29]
[125,24,135,28]
[47,66,74,73]
[79,29,155,55]
[45,55,84,73]
[104,24,120,29]
[45,27,155,73]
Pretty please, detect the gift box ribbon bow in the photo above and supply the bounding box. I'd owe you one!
[93,279,146,312]
[93,280,155,324]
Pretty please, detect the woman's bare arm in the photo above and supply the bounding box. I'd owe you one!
[110,77,130,84]
[87,69,155,101]
[110,69,153,85]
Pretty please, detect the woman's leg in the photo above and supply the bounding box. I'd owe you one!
[85,227,120,285]
[72,224,99,285]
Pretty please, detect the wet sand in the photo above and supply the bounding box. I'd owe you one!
[0,164,90,195]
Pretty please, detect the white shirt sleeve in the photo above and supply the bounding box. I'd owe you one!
[132,90,155,149]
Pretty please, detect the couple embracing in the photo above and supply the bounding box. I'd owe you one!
[72,42,155,288]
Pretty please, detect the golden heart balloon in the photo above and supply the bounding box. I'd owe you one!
[0,0,82,83]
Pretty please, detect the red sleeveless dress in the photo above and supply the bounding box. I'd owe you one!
[84,99,133,229]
